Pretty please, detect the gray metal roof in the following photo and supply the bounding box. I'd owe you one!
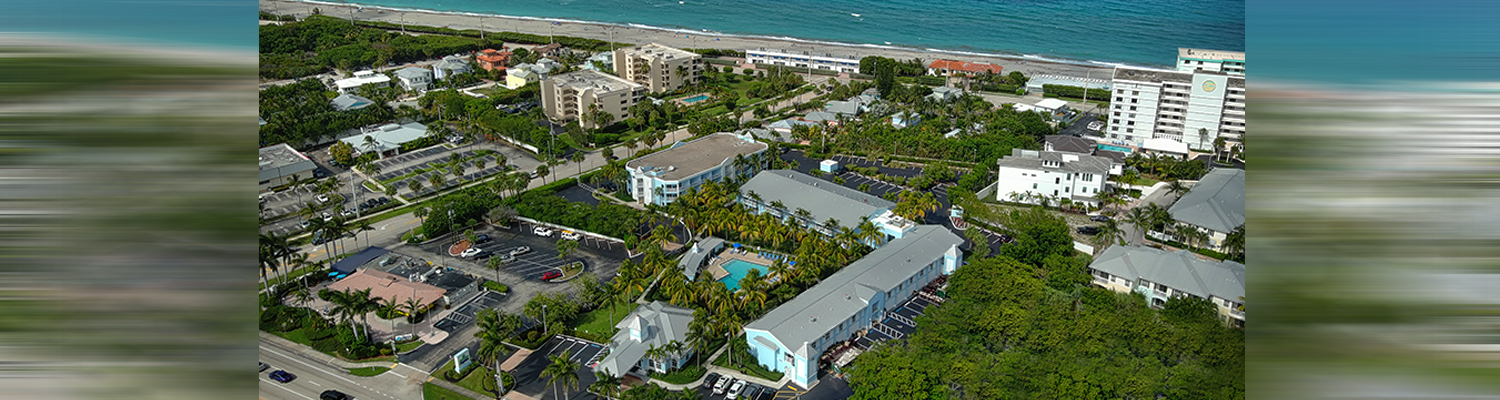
[594,301,697,377]
[678,237,726,281]
[1169,168,1245,233]
[626,132,766,181]
[745,226,963,357]
[768,119,819,133]
[339,122,430,155]
[740,128,795,143]
[740,170,893,230]
[330,93,374,111]
[258,143,315,182]
[995,149,1114,175]
[803,111,838,122]
[1089,245,1245,300]
[394,66,431,79]
[432,55,471,72]
[825,98,861,116]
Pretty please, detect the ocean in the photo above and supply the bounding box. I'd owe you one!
[307,0,1245,69]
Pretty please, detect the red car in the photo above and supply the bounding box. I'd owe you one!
[541,271,562,281]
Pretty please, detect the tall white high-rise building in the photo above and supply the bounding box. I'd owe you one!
[1107,49,1246,152]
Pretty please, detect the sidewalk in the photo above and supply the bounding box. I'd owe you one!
[259,330,398,369]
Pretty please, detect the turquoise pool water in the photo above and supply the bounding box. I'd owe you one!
[717,259,769,291]
[1097,144,1133,153]
[682,94,710,104]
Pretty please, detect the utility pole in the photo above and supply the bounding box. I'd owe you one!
[400,12,406,34]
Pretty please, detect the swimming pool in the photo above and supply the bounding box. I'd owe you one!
[1097,144,1133,153]
[682,94,710,104]
[717,259,769,291]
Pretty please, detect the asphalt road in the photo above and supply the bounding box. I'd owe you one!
[259,337,426,400]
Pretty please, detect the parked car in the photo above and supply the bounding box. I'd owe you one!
[702,373,720,388]
[259,362,269,372]
[509,246,531,256]
[474,250,494,260]
[319,390,352,400]
[560,231,580,241]
[540,270,562,281]
[533,227,554,237]
[1076,226,1100,235]
[300,220,312,229]
[269,370,296,383]
[712,376,732,394]
[474,234,491,244]
[1089,215,1111,222]
[727,380,746,399]
[460,247,482,258]
[340,209,356,218]
[322,212,334,222]
[316,194,330,203]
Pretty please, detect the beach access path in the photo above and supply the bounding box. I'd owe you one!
[259,0,1113,79]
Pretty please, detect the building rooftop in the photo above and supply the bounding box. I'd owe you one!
[330,93,375,111]
[394,66,431,79]
[327,268,447,309]
[1178,48,1246,62]
[1112,66,1194,84]
[594,301,696,377]
[626,132,766,181]
[768,118,820,133]
[740,170,895,231]
[740,127,796,143]
[340,122,429,155]
[995,149,1115,175]
[334,71,391,89]
[1044,135,1097,155]
[621,43,699,61]
[1035,98,1069,110]
[744,225,962,357]
[824,98,862,116]
[1169,168,1245,233]
[747,47,860,61]
[1142,138,1189,155]
[549,69,644,93]
[678,237,725,280]
[1090,245,1245,300]
[928,59,1002,74]
[432,55,471,71]
[258,143,314,175]
[803,111,839,122]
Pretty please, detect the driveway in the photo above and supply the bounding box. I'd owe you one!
[509,336,607,400]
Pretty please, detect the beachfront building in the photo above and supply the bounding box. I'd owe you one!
[1141,137,1190,160]
[1043,135,1126,164]
[534,43,564,59]
[613,43,703,93]
[744,225,964,388]
[393,66,433,92]
[739,170,916,246]
[1087,245,1246,327]
[593,301,698,379]
[926,59,1003,76]
[994,149,1120,208]
[339,122,430,159]
[745,48,860,73]
[259,143,316,188]
[1165,168,1244,252]
[1110,53,1246,151]
[541,70,646,129]
[476,48,511,72]
[625,132,767,206]
[333,70,391,94]
[431,55,473,80]
[330,93,375,112]
[1177,48,1245,76]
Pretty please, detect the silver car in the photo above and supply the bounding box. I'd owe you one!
[712,376,732,395]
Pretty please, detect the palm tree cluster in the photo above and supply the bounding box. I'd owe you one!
[1124,152,1209,181]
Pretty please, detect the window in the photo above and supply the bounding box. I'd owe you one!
[1130,106,1137,111]
[1132,99,1138,104]
[1127,121,1134,126]
[1132,91,1139,95]
[1064,187,1069,193]
[1127,128,1134,133]
[1112,119,1120,124]
[1116,97,1123,102]
[1032,183,1037,189]
[1055,177,1060,184]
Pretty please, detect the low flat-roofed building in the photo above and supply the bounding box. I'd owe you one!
[744,225,963,388]
[745,48,860,73]
[259,143,316,188]
[334,70,391,94]
[340,122,430,159]
[327,268,448,311]
[625,132,767,205]
[1167,168,1244,252]
[1141,137,1190,160]
[542,70,647,129]
[1088,245,1245,327]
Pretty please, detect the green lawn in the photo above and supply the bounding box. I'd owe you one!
[395,340,425,353]
[712,346,784,382]
[347,366,390,376]
[435,358,499,396]
[573,301,637,341]
[482,281,509,293]
[649,364,707,385]
[422,382,472,400]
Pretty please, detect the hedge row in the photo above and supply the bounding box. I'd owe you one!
[1041,84,1112,103]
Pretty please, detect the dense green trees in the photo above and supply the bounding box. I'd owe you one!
[258,79,397,148]
[503,189,644,239]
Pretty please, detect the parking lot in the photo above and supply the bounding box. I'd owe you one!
[372,147,514,199]
[423,221,628,283]
[434,290,508,332]
[508,335,607,400]
[258,174,386,236]
[693,373,776,400]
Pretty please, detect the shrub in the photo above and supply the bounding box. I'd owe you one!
[1042,84,1111,102]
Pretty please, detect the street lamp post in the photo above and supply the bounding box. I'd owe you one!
[542,304,548,334]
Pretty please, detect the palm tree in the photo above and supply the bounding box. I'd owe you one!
[429,171,444,190]
[1123,207,1149,244]
[1093,218,1125,250]
[475,309,515,396]
[353,219,374,248]
[1165,180,1188,199]
[402,297,423,323]
[1224,224,1245,260]
[407,179,423,195]
[557,238,579,260]
[590,371,623,399]
[541,351,581,400]
[535,163,550,185]
[571,151,587,175]
[623,137,639,158]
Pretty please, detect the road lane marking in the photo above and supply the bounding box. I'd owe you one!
[309,381,321,386]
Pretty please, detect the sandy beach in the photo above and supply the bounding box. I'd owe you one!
[260,0,1113,79]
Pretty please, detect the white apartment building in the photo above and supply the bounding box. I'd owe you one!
[1088,245,1246,328]
[613,43,703,93]
[1109,49,1246,152]
[1177,48,1245,76]
[541,70,646,129]
[994,149,1121,208]
[745,48,860,73]
[625,132,767,206]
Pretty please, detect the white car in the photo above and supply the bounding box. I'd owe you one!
[560,231,580,241]
[509,246,531,256]
[726,380,746,399]
[712,376,732,395]
[322,212,334,222]
[460,247,482,258]
[533,227,554,237]
[316,194,330,203]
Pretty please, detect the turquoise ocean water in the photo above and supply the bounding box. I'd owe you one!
[303,0,1245,69]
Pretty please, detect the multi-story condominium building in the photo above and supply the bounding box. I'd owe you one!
[541,70,646,129]
[1109,54,1246,151]
[994,149,1120,208]
[739,170,917,246]
[1166,168,1244,252]
[745,48,860,73]
[625,132,767,206]
[1177,48,1245,76]
[744,225,963,388]
[1087,245,1246,328]
[393,66,433,92]
[333,70,391,94]
[613,43,702,93]
[593,301,698,379]
[258,143,316,188]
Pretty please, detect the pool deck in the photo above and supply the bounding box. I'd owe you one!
[699,247,782,285]
[673,92,713,106]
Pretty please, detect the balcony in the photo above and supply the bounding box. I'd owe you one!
[1230,308,1245,318]
[1153,290,1168,298]
[1092,276,1109,287]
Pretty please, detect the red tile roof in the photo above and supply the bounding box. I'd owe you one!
[928,59,1003,74]
[928,59,966,70]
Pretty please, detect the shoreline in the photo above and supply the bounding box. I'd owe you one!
[260,0,1129,79]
